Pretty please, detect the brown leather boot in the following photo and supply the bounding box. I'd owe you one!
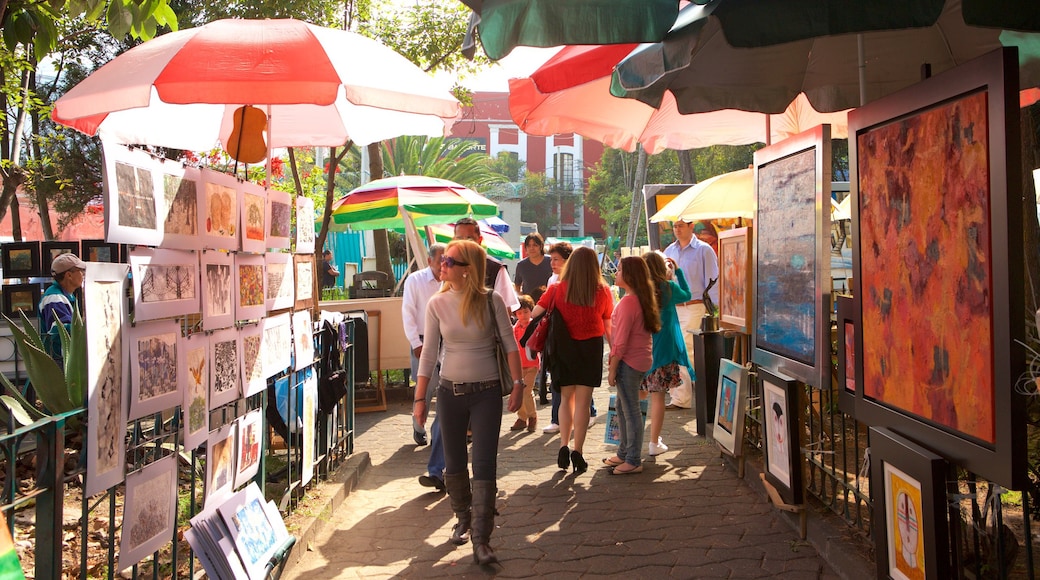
[443,472,472,545]
[470,480,498,565]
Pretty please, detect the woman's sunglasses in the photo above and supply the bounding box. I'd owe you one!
[441,256,470,268]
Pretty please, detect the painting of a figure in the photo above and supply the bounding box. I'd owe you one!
[884,463,925,580]
[115,161,157,230]
[763,380,790,488]
[205,182,237,238]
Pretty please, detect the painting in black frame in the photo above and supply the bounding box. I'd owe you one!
[2,283,40,317]
[81,240,120,264]
[850,47,1026,489]
[41,241,79,276]
[751,125,832,389]
[869,426,950,580]
[835,294,858,416]
[1,241,41,278]
[758,366,803,505]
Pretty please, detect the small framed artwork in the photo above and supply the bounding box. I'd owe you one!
[1,241,41,279]
[295,196,315,254]
[233,408,263,488]
[127,318,182,421]
[262,312,292,379]
[84,263,129,497]
[198,167,240,251]
[217,483,289,580]
[713,358,749,458]
[1,283,40,317]
[294,254,314,311]
[239,323,266,398]
[292,310,314,369]
[301,370,318,486]
[234,253,266,321]
[718,227,752,333]
[101,141,163,247]
[129,247,200,321]
[41,241,79,275]
[264,252,294,312]
[759,366,803,505]
[210,327,241,409]
[81,240,120,263]
[835,294,858,416]
[870,426,950,580]
[205,423,236,509]
[199,250,234,331]
[159,164,201,251]
[266,189,291,250]
[180,332,209,451]
[239,181,267,254]
[117,454,178,572]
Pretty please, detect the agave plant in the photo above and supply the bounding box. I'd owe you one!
[0,309,85,426]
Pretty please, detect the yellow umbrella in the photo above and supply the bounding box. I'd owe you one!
[649,168,753,223]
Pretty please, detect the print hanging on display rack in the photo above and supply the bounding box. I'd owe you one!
[159,163,201,250]
[129,247,200,321]
[199,250,234,331]
[264,252,294,311]
[198,168,240,251]
[101,142,163,246]
[1,283,40,317]
[292,310,314,369]
[266,189,291,250]
[233,408,263,488]
[117,454,177,572]
[81,240,120,264]
[205,423,236,508]
[239,181,267,254]
[84,263,129,497]
[1,241,40,278]
[295,196,315,254]
[209,327,241,408]
[180,332,209,451]
[127,318,182,421]
[234,253,266,321]
[262,312,292,379]
[294,254,314,311]
[239,323,266,398]
[41,241,79,275]
[302,369,317,486]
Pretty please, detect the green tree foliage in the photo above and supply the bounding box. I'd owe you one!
[5,0,177,56]
[168,0,340,28]
[379,135,506,190]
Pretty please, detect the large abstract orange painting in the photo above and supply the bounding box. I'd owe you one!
[858,91,994,443]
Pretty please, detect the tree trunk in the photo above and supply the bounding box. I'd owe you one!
[30,91,53,240]
[678,149,697,184]
[1,167,25,240]
[368,142,395,284]
[313,145,350,303]
[9,190,20,241]
[625,145,648,248]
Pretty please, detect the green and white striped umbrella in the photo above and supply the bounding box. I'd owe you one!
[330,175,498,231]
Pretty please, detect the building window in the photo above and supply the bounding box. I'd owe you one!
[553,152,574,189]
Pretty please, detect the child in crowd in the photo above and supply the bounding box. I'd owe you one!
[510,295,540,432]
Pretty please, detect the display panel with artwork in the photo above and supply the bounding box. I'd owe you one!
[160,164,201,250]
[127,318,182,421]
[850,47,1025,489]
[129,247,200,321]
[117,455,177,571]
[1,283,40,317]
[102,142,163,246]
[759,366,803,505]
[266,189,291,250]
[199,250,234,331]
[198,168,240,251]
[233,409,263,488]
[81,240,121,263]
[234,253,266,321]
[712,358,749,457]
[294,254,314,311]
[262,313,292,379]
[239,324,266,398]
[210,328,241,408]
[835,294,858,416]
[295,196,315,254]
[752,126,832,389]
[205,423,236,508]
[1,242,41,279]
[180,333,209,451]
[264,252,294,312]
[239,182,267,254]
[718,227,752,333]
[41,241,78,276]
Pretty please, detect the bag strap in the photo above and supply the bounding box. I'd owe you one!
[487,292,503,348]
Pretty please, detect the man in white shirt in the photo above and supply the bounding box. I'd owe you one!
[403,243,446,447]
[453,217,521,312]
[663,218,720,409]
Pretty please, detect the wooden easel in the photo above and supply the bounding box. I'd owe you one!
[759,473,807,539]
[355,310,387,413]
[717,442,746,478]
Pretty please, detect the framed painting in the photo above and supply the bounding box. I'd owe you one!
[266,189,291,250]
[850,47,1025,489]
[1,283,40,317]
[295,196,315,254]
[262,312,292,379]
[198,168,240,251]
[129,247,200,321]
[159,163,201,251]
[292,310,314,369]
[216,483,289,580]
[751,125,832,389]
[84,263,129,497]
[233,408,263,488]
[239,323,266,398]
[264,252,294,312]
[127,318,182,421]
[180,332,209,451]
[294,254,314,311]
[2,241,40,279]
[81,240,120,264]
[718,227,752,333]
[759,366,803,505]
[713,358,749,457]
[209,327,241,408]
[41,241,78,276]
[205,423,236,508]
[102,142,163,246]
[199,250,234,331]
[835,294,859,416]
[117,454,177,572]
[239,181,267,254]
[870,427,950,580]
[234,253,266,321]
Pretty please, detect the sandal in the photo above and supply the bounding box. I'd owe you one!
[602,456,624,467]
[612,463,644,475]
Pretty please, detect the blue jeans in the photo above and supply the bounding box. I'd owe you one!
[615,362,648,467]
[411,350,439,435]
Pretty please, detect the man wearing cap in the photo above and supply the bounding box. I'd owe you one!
[39,253,86,363]
[663,219,719,409]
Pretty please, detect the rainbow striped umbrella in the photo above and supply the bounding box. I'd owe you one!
[330,175,498,231]
[403,222,516,260]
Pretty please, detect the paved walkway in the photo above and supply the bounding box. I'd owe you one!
[283,385,843,579]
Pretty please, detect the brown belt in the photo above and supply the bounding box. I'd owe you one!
[678,300,703,307]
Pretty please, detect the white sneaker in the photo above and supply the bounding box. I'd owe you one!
[588,415,597,428]
[542,423,560,434]
[648,438,668,456]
